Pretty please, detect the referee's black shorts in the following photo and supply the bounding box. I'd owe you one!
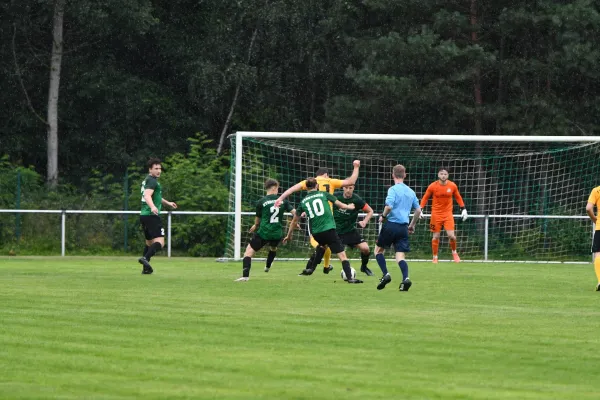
[376,221,410,253]
[312,229,345,254]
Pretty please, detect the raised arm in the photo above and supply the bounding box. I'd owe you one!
[275,182,304,207]
[340,160,361,187]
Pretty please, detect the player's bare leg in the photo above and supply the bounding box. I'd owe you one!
[447,229,460,263]
[431,232,440,264]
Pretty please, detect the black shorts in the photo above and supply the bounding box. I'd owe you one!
[592,231,600,253]
[140,215,164,240]
[338,230,366,248]
[312,229,345,254]
[249,234,281,252]
[376,221,410,253]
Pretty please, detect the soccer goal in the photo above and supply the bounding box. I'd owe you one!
[223,132,600,263]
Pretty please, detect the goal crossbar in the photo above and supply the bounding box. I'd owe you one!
[231,132,600,261]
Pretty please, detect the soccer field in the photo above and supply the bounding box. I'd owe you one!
[1,257,599,399]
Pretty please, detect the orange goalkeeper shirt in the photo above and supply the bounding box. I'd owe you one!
[420,180,465,215]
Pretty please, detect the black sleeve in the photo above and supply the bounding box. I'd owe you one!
[354,196,366,210]
[144,177,158,190]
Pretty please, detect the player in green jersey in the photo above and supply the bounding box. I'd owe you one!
[235,179,296,282]
[333,184,374,276]
[283,178,363,284]
[138,158,177,274]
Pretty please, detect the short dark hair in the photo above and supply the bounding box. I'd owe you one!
[305,177,318,189]
[438,168,449,173]
[315,167,328,176]
[264,178,279,190]
[392,164,406,179]
[147,158,161,170]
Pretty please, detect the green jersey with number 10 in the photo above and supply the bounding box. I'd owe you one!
[298,191,338,234]
[256,194,294,240]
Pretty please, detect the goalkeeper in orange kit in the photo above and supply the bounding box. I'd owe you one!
[420,168,467,263]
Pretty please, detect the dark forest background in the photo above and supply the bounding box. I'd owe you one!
[1,0,599,255]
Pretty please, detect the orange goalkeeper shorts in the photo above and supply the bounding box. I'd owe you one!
[429,213,455,233]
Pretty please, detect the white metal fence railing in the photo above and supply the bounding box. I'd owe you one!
[0,210,593,261]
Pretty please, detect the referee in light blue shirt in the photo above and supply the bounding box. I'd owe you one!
[375,164,421,291]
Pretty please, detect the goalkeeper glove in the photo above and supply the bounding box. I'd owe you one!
[461,208,468,221]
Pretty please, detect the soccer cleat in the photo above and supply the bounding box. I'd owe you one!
[360,266,374,276]
[452,253,461,263]
[596,283,600,291]
[347,278,364,284]
[323,265,333,274]
[138,257,153,274]
[235,277,249,282]
[399,278,412,292]
[264,267,270,273]
[377,274,392,290]
[432,256,438,264]
[298,268,314,276]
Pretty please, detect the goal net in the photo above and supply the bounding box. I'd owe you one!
[224,133,600,262]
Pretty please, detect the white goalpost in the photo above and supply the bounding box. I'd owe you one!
[225,132,600,262]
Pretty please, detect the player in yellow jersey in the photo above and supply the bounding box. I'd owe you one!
[276,160,360,274]
[585,185,600,291]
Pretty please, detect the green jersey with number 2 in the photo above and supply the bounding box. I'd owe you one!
[256,194,294,240]
[140,175,162,216]
[298,191,338,234]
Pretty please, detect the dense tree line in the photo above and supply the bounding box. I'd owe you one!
[1,0,599,185]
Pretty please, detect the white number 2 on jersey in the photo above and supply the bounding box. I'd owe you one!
[140,181,146,202]
[269,206,280,223]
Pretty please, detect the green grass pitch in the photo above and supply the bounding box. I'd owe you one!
[1,257,599,399]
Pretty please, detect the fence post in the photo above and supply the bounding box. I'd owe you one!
[167,211,172,258]
[61,210,66,256]
[484,215,489,261]
[123,170,129,253]
[15,169,21,241]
